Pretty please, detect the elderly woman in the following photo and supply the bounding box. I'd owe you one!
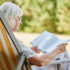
[0,2,69,70]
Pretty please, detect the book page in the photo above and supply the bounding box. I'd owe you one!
[30,31,50,46]
[37,33,59,53]
[30,31,59,53]
[44,39,70,53]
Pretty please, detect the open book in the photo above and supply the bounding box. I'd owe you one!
[30,31,70,53]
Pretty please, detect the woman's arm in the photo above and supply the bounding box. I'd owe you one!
[28,43,67,67]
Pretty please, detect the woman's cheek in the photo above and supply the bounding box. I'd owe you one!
[11,19,16,30]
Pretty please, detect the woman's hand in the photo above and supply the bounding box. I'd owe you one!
[57,43,68,53]
[31,46,40,54]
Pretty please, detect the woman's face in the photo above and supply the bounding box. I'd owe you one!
[12,16,22,31]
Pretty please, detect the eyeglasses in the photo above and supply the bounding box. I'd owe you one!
[17,16,22,21]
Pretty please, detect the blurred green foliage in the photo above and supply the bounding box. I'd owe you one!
[0,0,70,34]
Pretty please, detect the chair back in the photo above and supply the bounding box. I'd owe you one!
[0,10,22,70]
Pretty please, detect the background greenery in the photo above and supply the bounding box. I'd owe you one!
[0,0,70,34]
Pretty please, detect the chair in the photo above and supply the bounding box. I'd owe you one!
[49,58,70,70]
[0,10,70,70]
[0,10,32,70]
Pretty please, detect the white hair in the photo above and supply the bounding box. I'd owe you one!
[0,2,23,28]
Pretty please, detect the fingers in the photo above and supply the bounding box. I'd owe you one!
[64,43,68,45]
[32,46,40,54]
[35,46,40,54]
[35,50,40,54]
[57,43,68,53]
[58,43,68,47]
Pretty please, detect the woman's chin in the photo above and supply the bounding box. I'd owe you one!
[12,29,19,31]
[15,29,19,31]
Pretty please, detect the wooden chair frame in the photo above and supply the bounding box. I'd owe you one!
[0,10,26,70]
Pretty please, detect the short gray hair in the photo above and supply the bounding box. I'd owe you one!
[0,2,23,27]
